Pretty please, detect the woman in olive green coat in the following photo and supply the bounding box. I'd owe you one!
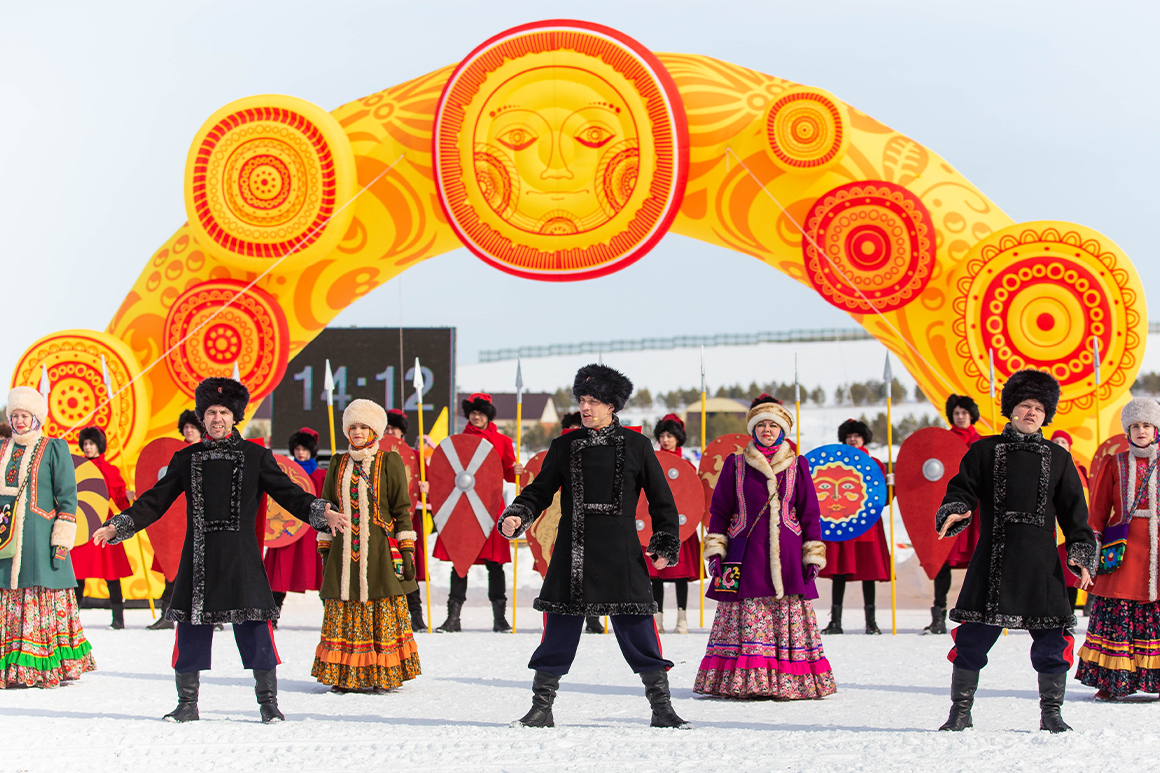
[311,398,421,692]
[0,387,95,688]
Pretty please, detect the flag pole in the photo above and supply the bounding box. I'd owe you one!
[794,353,801,450]
[413,359,432,634]
[699,346,707,629]
[1093,337,1102,448]
[512,358,524,635]
[102,355,156,618]
[884,355,896,635]
[988,350,998,434]
[324,360,337,457]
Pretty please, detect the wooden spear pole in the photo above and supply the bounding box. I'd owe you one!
[1093,337,1103,448]
[324,360,337,457]
[413,359,432,634]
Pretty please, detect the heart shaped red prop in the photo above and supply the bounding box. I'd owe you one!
[134,437,189,582]
[895,427,968,581]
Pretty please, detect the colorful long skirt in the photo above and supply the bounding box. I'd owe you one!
[311,595,420,691]
[1076,596,1160,696]
[0,587,96,688]
[694,595,836,699]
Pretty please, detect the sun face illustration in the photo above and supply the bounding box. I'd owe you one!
[813,463,867,524]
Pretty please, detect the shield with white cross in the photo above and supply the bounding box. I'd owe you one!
[428,434,504,578]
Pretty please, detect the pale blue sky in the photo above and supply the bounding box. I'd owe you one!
[1,0,1155,384]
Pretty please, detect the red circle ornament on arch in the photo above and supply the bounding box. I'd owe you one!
[264,453,314,548]
[432,19,689,281]
[518,450,559,578]
[134,437,189,582]
[10,330,151,465]
[894,427,968,581]
[162,279,290,403]
[635,450,704,548]
[801,180,936,314]
[427,434,504,578]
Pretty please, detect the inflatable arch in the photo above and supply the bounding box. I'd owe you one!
[13,19,1146,468]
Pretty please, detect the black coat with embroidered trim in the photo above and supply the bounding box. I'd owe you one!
[503,419,681,616]
[935,425,1097,630]
[108,431,326,625]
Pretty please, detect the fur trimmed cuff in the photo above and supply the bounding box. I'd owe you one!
[50,515,77,549]
[502,502,536,539]
[395,530,417,542]
[646,531,681,565]
[308,498,330,532]
[106,512,137,545]
[802,540,826,568]
[1066,540,1098,579]
[317,532,332,555]
[935,502,972,537]
[703,532,728,559]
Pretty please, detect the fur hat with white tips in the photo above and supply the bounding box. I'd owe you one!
[747,394,793,436]
[343,399,387,438]
[6,386,48,424]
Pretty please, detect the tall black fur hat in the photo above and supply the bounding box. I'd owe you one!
[561,411,583,430]
[573,364,633,412]
[1001,369,1060,424]
[838,418,873,445]
[177,409,202,435]
[287,427,320,458]
[78,426,107,455]
[944,394,981,425]
[461,392,497,422]
[387,409,409,434]
[654,413,687,447]
[194,377,250,422]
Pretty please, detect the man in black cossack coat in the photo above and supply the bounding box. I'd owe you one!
[499,364,690,729]
[934,369,1096,734]
[94,377,348,723]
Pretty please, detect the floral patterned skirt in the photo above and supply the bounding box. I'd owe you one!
[0,587,96,688]
[1076,595,1160,696]
[311,595,420,691]
[694,595,836,700]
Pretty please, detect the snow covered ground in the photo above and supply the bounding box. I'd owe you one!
[8,590,1159,773]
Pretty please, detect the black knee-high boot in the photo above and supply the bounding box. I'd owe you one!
[513,671,559,728]
[164,672,200,723]
[939,667,978,731]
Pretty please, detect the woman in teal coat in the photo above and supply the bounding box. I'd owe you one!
[0,386,95,688]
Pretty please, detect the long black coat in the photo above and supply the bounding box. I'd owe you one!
[109,431,325,624]
[505,419,681,616]
[936,424,1097,630]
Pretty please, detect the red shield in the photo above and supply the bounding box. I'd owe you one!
[698,434,750,529]
[71,455,110,547]
[1089,434,1128,503]
[636,451,706,547]
[428,434,504,578]
[518,451,560,578]
[379,436,426,580]
[263,454,314,548]
[135,437,189,582]
[896,427,968,580]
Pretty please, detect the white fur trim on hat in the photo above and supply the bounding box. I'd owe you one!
[7,386,47,424]
[1122,398,1160,433]
[342,398,387,438]
[746,401,793,436]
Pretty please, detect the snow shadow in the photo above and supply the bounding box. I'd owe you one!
[95,670,322,693]
[838,680,1039,700]
[438,676,644,697]
[0,705,156,722]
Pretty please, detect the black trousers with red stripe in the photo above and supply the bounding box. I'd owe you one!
[949,622,1074,674]
[529,613,672,676]
[173,621,281,674]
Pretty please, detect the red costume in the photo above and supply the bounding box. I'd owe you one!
[944,424,984,567]
[648,446,701,581]
[432,419,516,566]
[262,464,326,593]
[71,455,133,581]
[819,447,892,582]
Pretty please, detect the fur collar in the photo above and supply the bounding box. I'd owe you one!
[1002,423,1043,443]
[741,441,794,600]
[10,429,42,447]
[743,441,796,478]
[202,429,242,449]
[586,416,621,439]
[348,445,377,463]
[1130,443,1159,460]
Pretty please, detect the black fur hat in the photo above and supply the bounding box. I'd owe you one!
[461,392,497,422]
[387,409,409,434]
[1001,369,1060,424]
[573,364,633,412]
[654,413,687,447]
[287,427,320,458]
[944,394,981,425]
[78,426,107,455]
[560,411,583,430]
[194,377,250,422]
[838,418,873,445]
[177,409,202,435]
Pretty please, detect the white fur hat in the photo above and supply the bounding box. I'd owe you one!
[1122,397,1160,432]
[7,386,48,424]
[746,395,794,436]
[343,398,387,438]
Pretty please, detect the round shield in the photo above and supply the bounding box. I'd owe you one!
[263,454,314,548]
[380,436,422,508]
[1089,433,1129,502]
[518,450,560,578]
[805,444,887,542]
[635,452,703,547]
[70,455,110,547]
[895,427,969,580]
[698,433,751,529]
[428,434,504,578]
[135,437,189,582]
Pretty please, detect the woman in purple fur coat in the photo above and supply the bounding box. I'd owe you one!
[694,394,836,700]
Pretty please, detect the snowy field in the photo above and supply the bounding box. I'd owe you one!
[6,590,1159,773]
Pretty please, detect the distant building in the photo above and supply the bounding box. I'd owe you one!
[455,393,559,434]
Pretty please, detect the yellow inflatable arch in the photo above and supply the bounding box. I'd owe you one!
[13,19,1145,470]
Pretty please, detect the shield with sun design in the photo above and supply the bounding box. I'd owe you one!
[804,444,886,542]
